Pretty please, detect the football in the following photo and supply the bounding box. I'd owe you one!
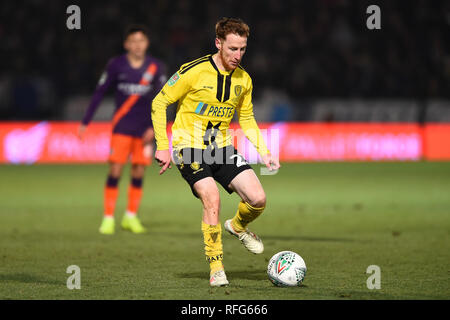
[267,251,307,286]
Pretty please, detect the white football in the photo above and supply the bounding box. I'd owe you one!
[267,251,307,286]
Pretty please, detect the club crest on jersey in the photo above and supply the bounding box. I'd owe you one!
[167,72,180,86]
[234,85,242,97]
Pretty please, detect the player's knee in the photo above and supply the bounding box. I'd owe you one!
[198,187,220,211]
[131,164,145,178]
[248,191,266,209]
[109,163,123,177]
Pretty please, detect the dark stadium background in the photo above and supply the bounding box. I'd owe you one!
[1,0,448,123]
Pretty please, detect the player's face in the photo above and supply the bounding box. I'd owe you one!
[216,33,247,71]
[124,31,149,59]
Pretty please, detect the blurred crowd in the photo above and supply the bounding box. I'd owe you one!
[0,0,449,120]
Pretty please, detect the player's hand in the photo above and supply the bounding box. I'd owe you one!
[78,124,87,140]
[155,149,172,175]
[261,153,281,171]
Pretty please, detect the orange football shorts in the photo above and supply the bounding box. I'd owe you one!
[108,133,152,165]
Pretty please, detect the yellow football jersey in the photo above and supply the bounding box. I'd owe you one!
[152,54,269,155]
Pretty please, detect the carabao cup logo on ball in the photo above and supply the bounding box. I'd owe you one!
[277,255,291,275]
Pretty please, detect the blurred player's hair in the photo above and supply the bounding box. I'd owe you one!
[215,17,250,40]
[124,24,150,40]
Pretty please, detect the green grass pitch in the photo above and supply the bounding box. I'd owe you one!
[0,162,449,300]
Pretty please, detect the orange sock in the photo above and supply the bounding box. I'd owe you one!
[104,187,119,217]
[127,185,142,215]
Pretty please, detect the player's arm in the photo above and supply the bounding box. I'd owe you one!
[78,60,116,139]
[151,70,191,174]
[237,80,280,171]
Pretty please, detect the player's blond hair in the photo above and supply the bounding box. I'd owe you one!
[215,17,250,40]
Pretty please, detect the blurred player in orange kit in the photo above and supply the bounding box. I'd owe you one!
[79,25,166,234]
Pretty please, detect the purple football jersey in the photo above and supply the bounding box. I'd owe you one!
[82,54,166,137]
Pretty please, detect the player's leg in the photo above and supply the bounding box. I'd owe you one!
[121,163,147,233]
[213,146,265,253]
[174,148,228,286]
[224,168,266,254]
[127,164,145,217]
[193,177,228,286]
[228,168,266,229]
[121,136,152,233]
[99,162,124,234]
[104,163,124,218]
[99,134,131,234]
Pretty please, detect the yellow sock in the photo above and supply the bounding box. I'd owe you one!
[231,201,265,233]
[201,221,224,274]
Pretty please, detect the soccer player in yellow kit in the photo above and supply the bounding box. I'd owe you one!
[151,17,280,286]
